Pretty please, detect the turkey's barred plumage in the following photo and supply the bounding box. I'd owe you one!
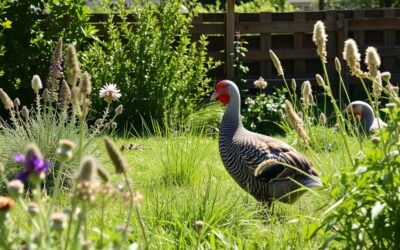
[215,80,320,204]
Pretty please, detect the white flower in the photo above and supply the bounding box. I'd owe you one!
[99,83,121,103]
[254,77,267,89]
[245,97,255,106]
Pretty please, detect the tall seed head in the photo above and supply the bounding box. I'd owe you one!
[21,106,29,119]
[79,71,92,96]
[31,75,43,93]
[284,100,309,144]
[13,98,20,108]
[76,156,97,183]
[0,88,14,110]
[365,47,381,79]
[115,104,123,115]
[42,89,50,102]
[343,39,362,76]
[312,21,328,63]
[301,81,313,108]
[372,75,382,98]
[381,72,391,83]
[269,50,284,76]
[96,165,110,183]
[104,137,129,174]
[335,57,341,72]
[316,74,326,88]
[319,112,327,125]
[291,78,297,92]
[65,44,81,86]
[60,80,71,105]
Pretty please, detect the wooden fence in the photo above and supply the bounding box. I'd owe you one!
[187,9,400,96]
[89,9,400,96]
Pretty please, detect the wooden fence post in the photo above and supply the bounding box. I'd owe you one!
[226,0,235,80]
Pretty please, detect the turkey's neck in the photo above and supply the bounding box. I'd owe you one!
[361,105,375,132]
[221,90,243,136]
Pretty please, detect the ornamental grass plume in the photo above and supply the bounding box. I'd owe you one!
[319,112,327,125]
[115,104,123,115]
[291,78,297,92]
[301,80,314,108]
[104,137,128,174]
[96,165,111,183]
[316,74,326,88]
[47,38,63,98]
[0,88,14,110]
[365,47,381,79]
[80,71,92,96]
[31,75,43,93]
[75,156,99,202]
[312,20,328,63]
[65,44,81,86]
[372,75,382,98]
[269,50,284,76]
[335,57,342,72]
[381,72,391,82]
[254,77,267,89]
[343,38,363,77]
[13,98,20,108]
[60,80,71,105]
[284,100,309,144]
[42,89,50,102]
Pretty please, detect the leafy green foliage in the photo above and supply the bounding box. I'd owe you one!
[325,0,400,9]
[242,89,287,135]
[199,0,294,12]
[0,0,95,92]
[311,106,400,249]
[81,0,219,129]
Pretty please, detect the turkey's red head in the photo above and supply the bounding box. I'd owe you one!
[211,80,230,104]
[345,103,362,120]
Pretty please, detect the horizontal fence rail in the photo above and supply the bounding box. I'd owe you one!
[87,9,400,98]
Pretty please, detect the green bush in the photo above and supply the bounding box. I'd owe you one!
[0,0,95,94]
[81,0,219,129]
[199,0,295,13]
[242,87,287,135]
[0,41,120,192]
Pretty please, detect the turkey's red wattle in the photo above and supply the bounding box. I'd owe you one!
[219,94,230,104]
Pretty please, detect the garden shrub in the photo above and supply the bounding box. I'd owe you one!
[0,0,95,94]
[0,40,121,192]
[242,87,287,135]
[81,0,219,129]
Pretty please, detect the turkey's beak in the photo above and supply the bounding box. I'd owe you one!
[211,91,219,100]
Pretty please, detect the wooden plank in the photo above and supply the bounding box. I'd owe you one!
[190,24,225,35]
[236,21,337,34]
[383,9,396,72]
[244,49,320,61]
[348,18,400,31]
[352,10,365,50]
[226,0,235,79]
[259,12,272,78]
[294,12,306,78]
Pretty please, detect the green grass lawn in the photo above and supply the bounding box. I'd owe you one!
[7,127,367,249]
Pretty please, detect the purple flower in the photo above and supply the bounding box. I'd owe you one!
[14,153,52,181]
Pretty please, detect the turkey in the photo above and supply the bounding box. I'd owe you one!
[211,80,321,206]
[345,101,387,136]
